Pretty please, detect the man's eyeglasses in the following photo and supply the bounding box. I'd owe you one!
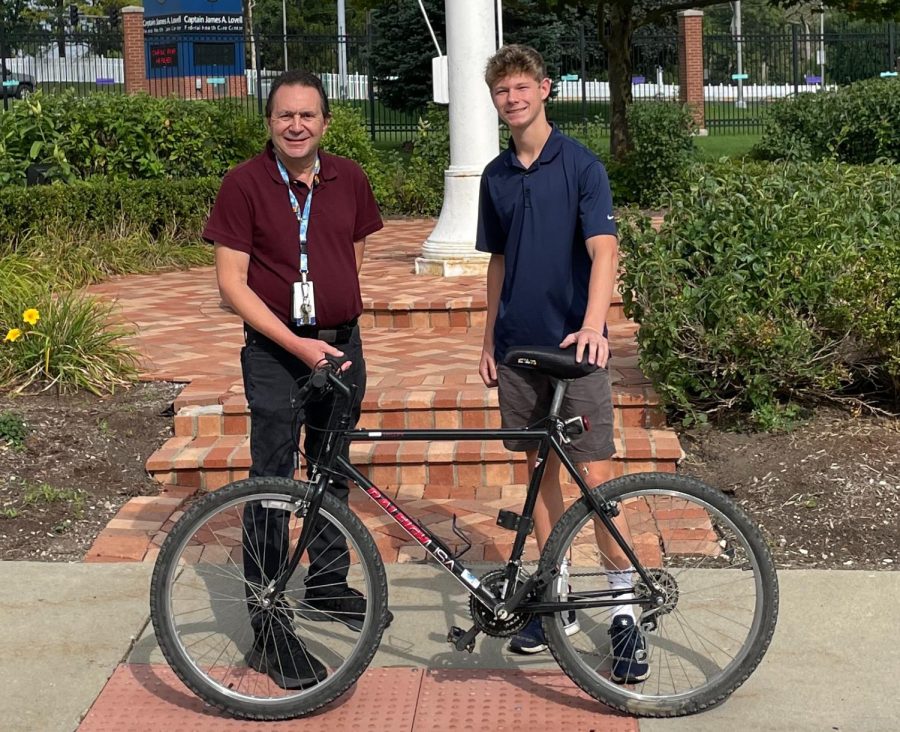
[271,111,320,125]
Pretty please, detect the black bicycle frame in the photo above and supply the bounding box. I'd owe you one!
[284,373,658,617]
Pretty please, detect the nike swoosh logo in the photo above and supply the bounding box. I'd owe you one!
[607,215,614,220]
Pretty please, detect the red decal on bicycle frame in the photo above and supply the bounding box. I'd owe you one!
[365,486,431,546]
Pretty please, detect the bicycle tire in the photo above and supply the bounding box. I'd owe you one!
[150,477,388,720]
[540,472,778,717]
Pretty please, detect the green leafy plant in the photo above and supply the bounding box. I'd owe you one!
[322,104,400,212]
[753,79,900,164]
[396,104,450,216]
[0,177,221,249]
[573,102,696,206]
[619,160,900,426]
[22,482,86,516]
[0,91,266,185]
[0,410,28,448]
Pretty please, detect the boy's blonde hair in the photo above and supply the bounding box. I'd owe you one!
[484,44,547,90]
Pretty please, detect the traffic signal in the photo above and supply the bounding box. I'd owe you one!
[109,6,119,26]
[68,4,78,26]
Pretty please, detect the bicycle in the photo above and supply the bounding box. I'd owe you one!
[150,345,778,720]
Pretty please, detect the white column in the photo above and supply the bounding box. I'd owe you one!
[415,0,499,277]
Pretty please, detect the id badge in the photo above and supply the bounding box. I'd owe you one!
[292,280,317,326]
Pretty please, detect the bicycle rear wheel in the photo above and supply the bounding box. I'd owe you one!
[540,472,778,717]
[150,477,388,720]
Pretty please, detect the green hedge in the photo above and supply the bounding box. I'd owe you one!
[619,160,900,427]
[572,102,696,207]
[752,79,900,164]
[0,92,266,184]
[0,177,220,249]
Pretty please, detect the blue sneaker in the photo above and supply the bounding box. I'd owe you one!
[609,614,650,683]
[509,612,580,655]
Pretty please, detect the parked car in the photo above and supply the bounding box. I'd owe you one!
[1,65,36,98]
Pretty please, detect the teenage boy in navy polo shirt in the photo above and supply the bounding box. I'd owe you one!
[476,45,649,684]
[203,70,387,690]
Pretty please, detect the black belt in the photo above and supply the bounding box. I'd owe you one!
[245,319,358,346]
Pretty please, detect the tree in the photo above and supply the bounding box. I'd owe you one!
[552,0,900,161]
[370,0,445,112]
[369,0,578,113]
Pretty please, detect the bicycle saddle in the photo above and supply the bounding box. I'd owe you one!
[503,345,599,380]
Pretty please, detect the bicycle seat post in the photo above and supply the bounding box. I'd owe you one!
[548,378,569,420]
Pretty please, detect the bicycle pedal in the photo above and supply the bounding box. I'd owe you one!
[447,625,477,653]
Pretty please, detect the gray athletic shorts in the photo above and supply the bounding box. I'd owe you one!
[497,363,616,463]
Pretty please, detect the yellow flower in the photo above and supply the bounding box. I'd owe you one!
[4,328,22,342]
[22,308,40,326]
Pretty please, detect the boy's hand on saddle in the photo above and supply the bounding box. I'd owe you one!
[560,328,609,368]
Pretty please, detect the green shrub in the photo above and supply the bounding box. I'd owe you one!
[753,79,900,164]
[322,103,400,213]
[396,105,450,216]
[572,102,695,206]
[611,102,696,206]
[0,91,266,184]
[619,160,900,426]
[0,177,220,249]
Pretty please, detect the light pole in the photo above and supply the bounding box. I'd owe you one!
[282,0,288,70]
[337,0,348,100]
[814,5,826,90]
[732,0,746,108]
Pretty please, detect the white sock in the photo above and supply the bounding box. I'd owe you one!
[608,568,636,621]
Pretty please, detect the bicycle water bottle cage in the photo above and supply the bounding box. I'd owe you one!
[503,345,598,380]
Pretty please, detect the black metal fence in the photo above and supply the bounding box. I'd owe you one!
[705,23,898,133]
[0,28,123,111]
[548,27,680,136]
[2,21,897,138]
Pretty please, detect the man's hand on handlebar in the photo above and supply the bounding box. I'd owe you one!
[291,337,353,372]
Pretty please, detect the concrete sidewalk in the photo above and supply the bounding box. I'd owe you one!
[1,562,898,731]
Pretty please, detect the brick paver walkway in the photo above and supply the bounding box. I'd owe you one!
[85,217,680,565]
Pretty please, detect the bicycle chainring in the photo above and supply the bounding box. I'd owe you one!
[468,568,532,638]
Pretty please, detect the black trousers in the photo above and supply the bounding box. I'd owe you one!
[239,323,366,628]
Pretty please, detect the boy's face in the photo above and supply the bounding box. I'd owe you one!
[489,72,550,131]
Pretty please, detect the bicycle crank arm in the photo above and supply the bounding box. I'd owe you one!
[447,624,480,653]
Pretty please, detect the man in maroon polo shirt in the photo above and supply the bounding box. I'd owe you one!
[203,69,385,690]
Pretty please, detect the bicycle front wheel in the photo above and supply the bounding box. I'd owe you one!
[540,472,778,717]
[150,477,388,720]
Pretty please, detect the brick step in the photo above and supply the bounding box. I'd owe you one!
[146,426,682,491]
[170,318,644,413]
[174,383,666,439]
[359,293,626,330]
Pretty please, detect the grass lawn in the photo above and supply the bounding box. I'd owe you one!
[694,134,760,160]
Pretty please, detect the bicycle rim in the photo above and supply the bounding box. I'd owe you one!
[542,473,778,716]
[151,479,386,719]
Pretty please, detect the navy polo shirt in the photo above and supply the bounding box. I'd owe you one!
[476,127,617,362]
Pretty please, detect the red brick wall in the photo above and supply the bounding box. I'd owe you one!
[678,10,706,130]
[122,7,148,95]
[148,75,248,100]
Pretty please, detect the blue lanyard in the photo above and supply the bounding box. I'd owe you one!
[276,156,320,276]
